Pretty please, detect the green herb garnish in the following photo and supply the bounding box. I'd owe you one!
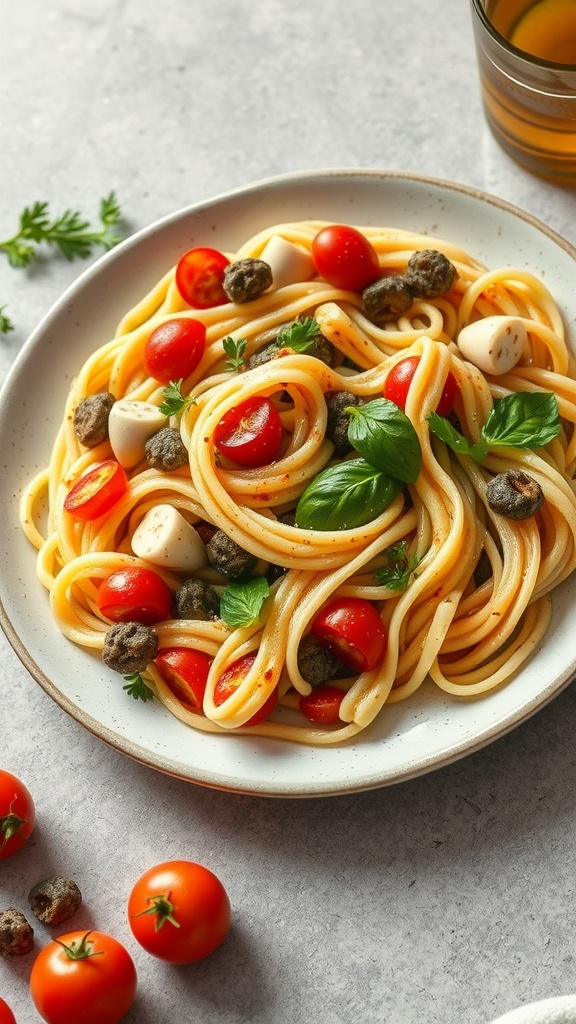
[375,540,421,592]
[220,576,270,628]
[123,673,154,702]
[428,391,560,462]
[0,193,123,268]
[295,459,402,531]
[346,398,422,483]
[0,306,14,335]
[277,316,321,352]
[223,336,247,372]
[159,379,196,416]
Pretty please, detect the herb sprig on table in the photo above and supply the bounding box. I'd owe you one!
[1,192,124,334]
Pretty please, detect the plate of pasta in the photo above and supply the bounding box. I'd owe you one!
[2,168,576,797]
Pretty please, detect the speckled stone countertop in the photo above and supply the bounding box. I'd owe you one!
[2,2,576,1022]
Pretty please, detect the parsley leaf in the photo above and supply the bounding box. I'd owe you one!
[0,192,123,268]
[375,540,421,592]
[223,336,247,372]
[277,316,321,352]
[123,673,154,702]
[0,305,14,335]
[159,379,196,416]
[220,577,270,628]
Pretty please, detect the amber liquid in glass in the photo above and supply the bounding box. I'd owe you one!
[487,0,576,62]
[474,0,576,181]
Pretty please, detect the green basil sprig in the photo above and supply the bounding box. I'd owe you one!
[346,399,421,483]
[295,459,402,531]
[220,576,270,629]
[428,391,560,463]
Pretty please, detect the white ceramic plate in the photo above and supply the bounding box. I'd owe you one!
[1,169,576,798]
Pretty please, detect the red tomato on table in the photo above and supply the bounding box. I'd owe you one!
[29,930,137,1024]
[155,647,213,710]
[311,597,387,673]
[214,395,283,468]
[0,769,35,860]
[63,460,128,522]
[311,224,380,292]
[128,860,231,964]
[143,317,206,384]
[0,999,16,1024]
[175,247,230,308]
[97,566,173,625]
[384,355,459,416]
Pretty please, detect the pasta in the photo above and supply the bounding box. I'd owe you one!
[20,219,576,746]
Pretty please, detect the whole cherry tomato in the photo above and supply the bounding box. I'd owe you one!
[128,861,231,965]
[0,999,16,1024]
[143,317,206,384]
[175,247,230,308]
[311,597,387,673]
[213,653,278,726]
[311,224,380,292]
[214,396,283,468]
[384,355,459,416]
[97,567,172,625]
[155,647,213,711]
[0,769,35,860]
[63,461,128,522]
[300,685,345,725]
[29,930,137,1024]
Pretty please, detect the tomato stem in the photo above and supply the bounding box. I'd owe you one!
[0,797,28,850]
[132,893,180,931]
[55,931,104,960]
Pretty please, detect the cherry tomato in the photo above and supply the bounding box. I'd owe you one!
[311,597,387,673]
[97,567,172,625]
[155,647,213,711]
[384,355,459,416]
[0,999,16,1024]
[213,653,278,726]
[0,770,35,860]
[214,396,283,468]
[311,224,380,292]
[29,930,137,1024]
[175,247,230,309]
[300,685,345,725]
[63,460,128,522]
[143,317,206,384]
[128,860,231,965]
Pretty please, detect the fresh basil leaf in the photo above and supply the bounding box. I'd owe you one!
[482,391,560,449]
[427,413,489,462]
[220,576,269,628]
[346,399,421,483]
[295,458,402,531]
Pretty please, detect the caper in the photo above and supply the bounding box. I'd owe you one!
[486,470,544,520]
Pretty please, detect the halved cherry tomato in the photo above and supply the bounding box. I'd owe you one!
[311,597,387,673]
[214,395,283,468]
[175,247,230,309]
[213,653,278,726]
[143,317,206,384]
[128,860,231,965]
[0,770,35,860]
[155,647,213,711]
[311,224,380,292]
[29,930,137,1024]
[384,355,459,416]
[63,460,128,522]
[300,685,345,724]
[97,567,172,625]
[0,998,16,1024]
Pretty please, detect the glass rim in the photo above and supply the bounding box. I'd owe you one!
[470,0,576,72]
